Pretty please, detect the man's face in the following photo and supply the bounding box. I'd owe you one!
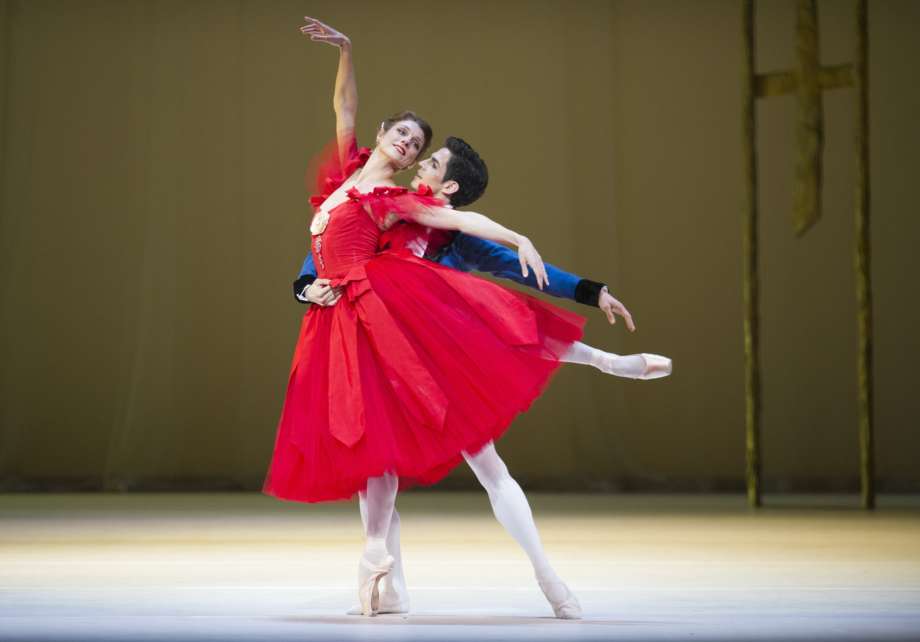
[411,147,452,194]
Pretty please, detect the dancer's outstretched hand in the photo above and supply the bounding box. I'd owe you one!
[599,286,636,331]
[300,17,350,48]
[517,237,549,290]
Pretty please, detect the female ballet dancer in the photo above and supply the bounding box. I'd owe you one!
[258,15,668,617]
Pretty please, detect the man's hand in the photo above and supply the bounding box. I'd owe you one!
[517,237,549,290]
[599,286,636,331]
[303,278,342,306]
[300,17,351,48]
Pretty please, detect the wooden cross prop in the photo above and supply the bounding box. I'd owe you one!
[741,0,873,508]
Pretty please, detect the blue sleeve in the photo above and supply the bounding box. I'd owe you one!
[292,251,318,304]
[298,252,317,279]
[438,233,581,301]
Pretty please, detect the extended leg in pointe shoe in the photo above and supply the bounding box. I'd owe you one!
[561,342,672,381]
[600,353,673,380]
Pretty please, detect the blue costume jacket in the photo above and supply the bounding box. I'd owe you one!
[294,232,606,307]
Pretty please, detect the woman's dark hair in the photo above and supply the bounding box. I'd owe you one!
[382,110,433,159]
[443,136,489,207]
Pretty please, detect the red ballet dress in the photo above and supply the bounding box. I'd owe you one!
[262,137,586,503]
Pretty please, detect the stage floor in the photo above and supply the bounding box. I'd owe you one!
[1,492,919,641]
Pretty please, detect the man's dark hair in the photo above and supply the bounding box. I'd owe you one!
[382,110,433,159]
[443,136,489,207]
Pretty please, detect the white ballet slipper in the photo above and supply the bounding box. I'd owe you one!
[347,582,409,615]
[357,552,394,616]
[635,353,672,380]
[600,353,673,380]
[537,576,582,619]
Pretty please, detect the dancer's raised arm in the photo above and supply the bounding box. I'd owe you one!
[300,17,356,166]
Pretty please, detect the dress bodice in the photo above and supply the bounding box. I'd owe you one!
[307,135,441,278]
[311,198,382,277]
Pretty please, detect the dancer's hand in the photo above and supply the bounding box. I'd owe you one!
[517,237,549,290]
[300,17,351,48]
[305,278,342,306]
[599,286,635,331]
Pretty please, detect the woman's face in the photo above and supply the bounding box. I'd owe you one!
[377,120,426,168]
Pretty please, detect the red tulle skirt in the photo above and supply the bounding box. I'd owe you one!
[262,251,585,503]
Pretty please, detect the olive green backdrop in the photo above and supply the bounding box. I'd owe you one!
[1,0,917,493]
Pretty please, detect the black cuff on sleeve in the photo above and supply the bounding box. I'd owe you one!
[574,279,606,307]
[293,274,317,304]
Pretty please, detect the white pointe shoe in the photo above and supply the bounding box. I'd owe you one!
[635,353,672,379]
[347,581,409,615]
[601,353,673,380]
[357,553,395,616]
[537,576,582,619]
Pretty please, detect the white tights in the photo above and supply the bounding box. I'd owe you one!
[358,474,405,596]
[359,440,559,599]
[561,340,650,377]
[462,442,559,580]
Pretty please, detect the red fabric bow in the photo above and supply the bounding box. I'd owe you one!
[320,265,448,448]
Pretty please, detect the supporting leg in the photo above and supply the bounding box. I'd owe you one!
[363,473,397,554]
[359,491,409,609]
[357,472,398,615]
[381,508,408,601]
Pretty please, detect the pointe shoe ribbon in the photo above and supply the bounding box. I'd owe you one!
[537,577,583,620]
[358,553,395,616]
[347,589,409,616]
[347,578,409,615]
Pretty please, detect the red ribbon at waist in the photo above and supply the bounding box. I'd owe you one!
[317,262,449,448]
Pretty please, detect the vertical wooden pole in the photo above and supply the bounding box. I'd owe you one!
[794,0,823,236]
[854,0,875,509]
[0,0,9,203]
[742,0,762,508]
